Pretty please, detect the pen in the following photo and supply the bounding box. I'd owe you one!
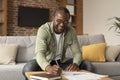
[55,60,62,77]
[55,60,59,67]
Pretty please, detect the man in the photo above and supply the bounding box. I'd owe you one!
[22,6,92,80]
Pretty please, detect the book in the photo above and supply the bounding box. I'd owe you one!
[30,73,61,80]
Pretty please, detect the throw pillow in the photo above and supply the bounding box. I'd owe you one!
[0,44,19,65]
[106,45,120,62]
[116,53,120,62]
[82,43,106,62]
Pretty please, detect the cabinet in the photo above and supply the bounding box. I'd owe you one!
[59,0,83,35]
[0,0,7,36]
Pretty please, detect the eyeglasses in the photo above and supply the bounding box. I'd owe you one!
[56,19,69,24]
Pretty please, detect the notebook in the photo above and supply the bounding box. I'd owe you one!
[30,73,61,80]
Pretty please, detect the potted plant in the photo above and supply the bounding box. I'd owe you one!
[108,17,120,35]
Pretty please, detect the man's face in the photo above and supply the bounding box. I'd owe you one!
[53,11,69,34]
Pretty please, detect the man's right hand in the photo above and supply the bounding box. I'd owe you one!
[45,65,62,75]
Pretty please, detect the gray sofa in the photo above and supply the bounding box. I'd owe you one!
[0,34,120,80]
[76,34,120,80]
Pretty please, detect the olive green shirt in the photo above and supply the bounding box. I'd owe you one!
[35,22,82,70]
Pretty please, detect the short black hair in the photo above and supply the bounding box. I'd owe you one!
[53,6,70,19]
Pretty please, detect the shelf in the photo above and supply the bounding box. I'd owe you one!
[0,9,3,24]
[0,9,3,11]
[0,0,7,36]
[67,0,75,5]
[0,22,3,24]
[60,0,83,35]
[0,25,2,35]
[0,0,2,9]
[66,0,77,29]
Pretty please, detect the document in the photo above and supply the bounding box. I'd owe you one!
[62,71,108,80]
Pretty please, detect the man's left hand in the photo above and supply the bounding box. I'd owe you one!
[64,63,79,71]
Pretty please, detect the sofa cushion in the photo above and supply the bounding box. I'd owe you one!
[0,44,19,65]
[0,63,25,80]
[116,53,120,62]
[16,36,36,62]
[77,34,105,49]
[92,62,120,76]
[88,34,105,44]
[82,43,106,62]
[106,45,120,62]
[77,36,89,49]
[0,36,36,62]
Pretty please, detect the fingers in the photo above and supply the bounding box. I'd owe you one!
[64,64,72,71]
[71,64,79,71]
[65,64,79,71]
[53,65,62,75]
[46,65,62,75]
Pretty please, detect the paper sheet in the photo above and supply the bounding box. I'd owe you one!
[62,71,108,80]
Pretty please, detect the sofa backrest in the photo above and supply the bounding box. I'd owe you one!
[0,36,36,63]
[0,34,105,63]
[77,34,105,48]
[66,34,106,58]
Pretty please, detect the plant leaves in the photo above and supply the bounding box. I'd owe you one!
[114,22,120,28]
[108,17,120,35]
[115,17,120,22]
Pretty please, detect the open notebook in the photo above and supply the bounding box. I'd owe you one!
[62,71,108,80]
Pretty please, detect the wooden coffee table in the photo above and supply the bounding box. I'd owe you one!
[25,70,112,80]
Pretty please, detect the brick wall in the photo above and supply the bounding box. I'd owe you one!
[7,0,60,36]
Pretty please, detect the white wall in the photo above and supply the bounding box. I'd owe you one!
[83,0,120,45]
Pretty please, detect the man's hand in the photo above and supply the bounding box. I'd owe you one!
[64,63,79,71]
[45,65,62,75]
